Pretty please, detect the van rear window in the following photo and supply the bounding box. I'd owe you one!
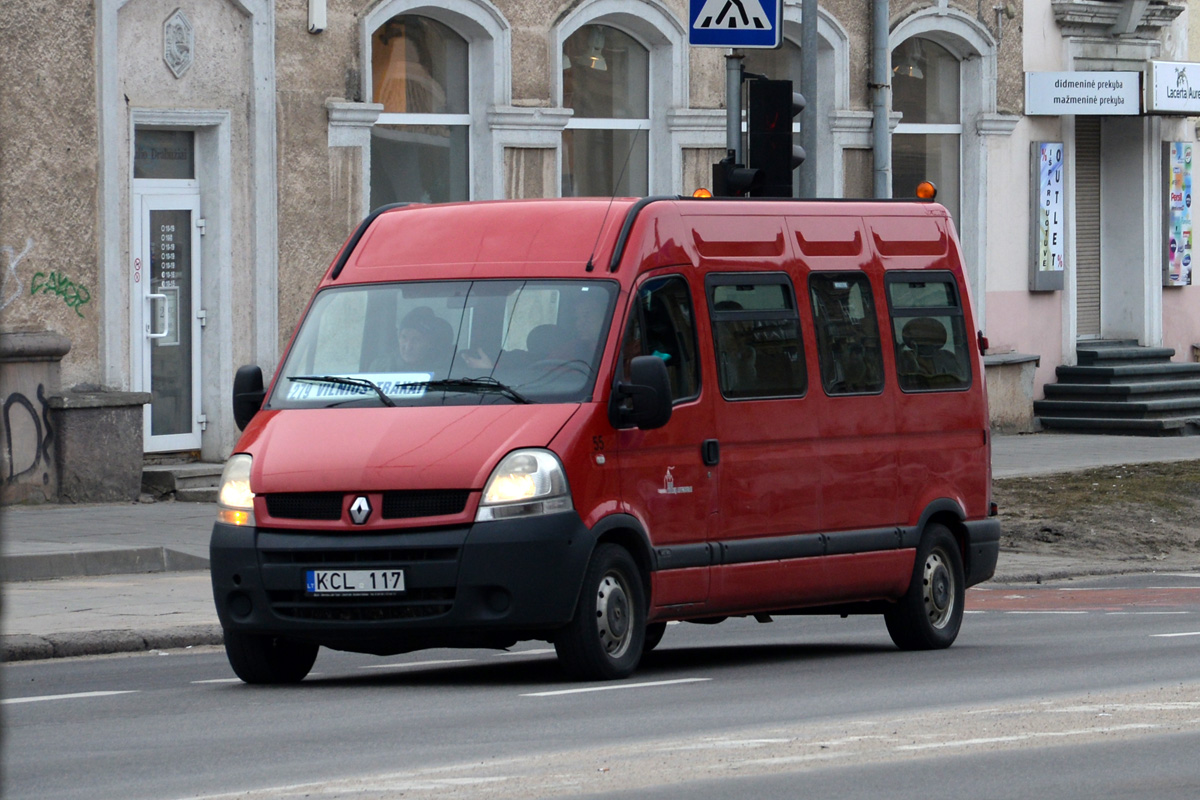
[886,272,972,392]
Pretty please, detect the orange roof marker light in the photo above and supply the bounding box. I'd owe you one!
[692,187,713,198]
[916,180,938,200]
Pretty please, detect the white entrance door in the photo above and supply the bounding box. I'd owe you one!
[134,191,203,452]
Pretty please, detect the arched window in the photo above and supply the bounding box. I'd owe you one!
[891,37,961,222]
[561,24,650,197]
[370,15,470,205]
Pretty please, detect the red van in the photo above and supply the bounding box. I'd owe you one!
[211,196,999,683]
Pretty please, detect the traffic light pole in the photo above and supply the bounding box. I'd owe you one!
[726,51,744,164]
[798,0,818,198]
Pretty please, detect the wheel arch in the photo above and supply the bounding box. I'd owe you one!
[589,513,656,605]
[905,498,971,578]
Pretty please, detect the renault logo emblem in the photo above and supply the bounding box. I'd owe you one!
[349,496,372,525]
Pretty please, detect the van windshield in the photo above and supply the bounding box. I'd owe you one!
[269,280,618,408]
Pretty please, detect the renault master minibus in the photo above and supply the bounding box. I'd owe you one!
[211,196,1000,683]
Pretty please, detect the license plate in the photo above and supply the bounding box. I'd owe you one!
[305,569,405,596]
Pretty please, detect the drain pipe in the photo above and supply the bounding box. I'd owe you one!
[872,0,891,197]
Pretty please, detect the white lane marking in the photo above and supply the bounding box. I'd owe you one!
[895,723,1159,751]
[192,678,244,684]
[359,659,472,670]
[1107,611,1190,615]
[1151,631,1200,638]
[494,648,555,657]
[523,678,711,697]
[1005,611,1088,615]
[2,690,138,705]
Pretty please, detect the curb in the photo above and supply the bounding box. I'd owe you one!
[0,547,209,583]
[1,625,223,663]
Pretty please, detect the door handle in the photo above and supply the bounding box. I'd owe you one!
[146,293,170,339]
[702,439,720,466]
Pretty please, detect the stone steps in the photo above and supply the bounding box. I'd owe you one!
[1035,341,1200,436]
[142,461,222,503]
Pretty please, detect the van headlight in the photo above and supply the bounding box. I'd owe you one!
[476,449,573,522]
[217,454,256,526]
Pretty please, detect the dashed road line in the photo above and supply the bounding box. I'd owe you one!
[522,677,711,697]
[3,690,138,705]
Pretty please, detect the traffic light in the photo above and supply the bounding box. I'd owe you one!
[711,152,764,198]
[748,78,806,198]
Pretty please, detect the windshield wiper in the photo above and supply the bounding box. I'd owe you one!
[288,375,397,407]
[413,377,532,405]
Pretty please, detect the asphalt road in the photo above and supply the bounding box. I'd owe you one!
[4,573,1200,800]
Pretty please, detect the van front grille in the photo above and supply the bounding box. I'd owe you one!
[267,588,456,621]
[259,547,459,565]
[262,491,471,521]
[382,490,470,519]
[265,493,342,520]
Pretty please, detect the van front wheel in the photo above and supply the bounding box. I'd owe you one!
[885,524,964,651]
[223,629,319,684]
[555,544,646,680]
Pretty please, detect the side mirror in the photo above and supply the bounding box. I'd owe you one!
[232,365,265,431]
[608,355,673,430]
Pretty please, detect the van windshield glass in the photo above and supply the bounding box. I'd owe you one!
[269,280,618,408]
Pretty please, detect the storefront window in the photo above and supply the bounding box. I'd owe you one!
[370,15,469,205]
[562,24,649,197]
[892,37,960,222]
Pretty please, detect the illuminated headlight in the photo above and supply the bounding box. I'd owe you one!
[476,449,573,522]
[217,454,256,526]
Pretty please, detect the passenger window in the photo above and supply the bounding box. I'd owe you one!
[619,276,700,402]
[809,273,885,395]
[886,272,972,392]
[706,274,806,399]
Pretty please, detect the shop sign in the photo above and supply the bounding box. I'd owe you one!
[1163,143,1193,287]
[1146,62,1200,115]
[1025,72,1140,116]
[1029,143,1065,292]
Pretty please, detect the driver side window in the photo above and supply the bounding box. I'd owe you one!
[620,275,700,402]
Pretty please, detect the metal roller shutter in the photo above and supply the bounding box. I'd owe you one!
[1075,116,1101,339]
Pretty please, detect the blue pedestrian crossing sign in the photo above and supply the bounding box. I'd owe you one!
[689,0,783,49]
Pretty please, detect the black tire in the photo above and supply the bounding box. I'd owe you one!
[555,544,646,680]
[885,524,964,651]
[643,622,667,653]
[224,629,319,684]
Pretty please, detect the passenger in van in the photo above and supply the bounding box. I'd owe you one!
[461,292,609,372]
[898,316,962,388]
[370,305,454,374]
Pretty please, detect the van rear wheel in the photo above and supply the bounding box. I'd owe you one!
[885,524,964,650]
[555,544,646,680]
[223,629,319,684]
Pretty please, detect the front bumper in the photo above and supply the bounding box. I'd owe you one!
[209,511,594,653]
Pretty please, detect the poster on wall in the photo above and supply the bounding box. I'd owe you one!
[1164,142,1194,287]
[1029,142,1065,291]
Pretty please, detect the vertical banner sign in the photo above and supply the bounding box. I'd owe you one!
[1030,143,1065,291]
[1165,142,1193,287]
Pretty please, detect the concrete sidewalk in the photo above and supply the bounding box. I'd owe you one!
[3,432,1200,663]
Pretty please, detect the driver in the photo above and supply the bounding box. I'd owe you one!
[370,306,453,374]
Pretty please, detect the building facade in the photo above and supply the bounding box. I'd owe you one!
[0,0,1196,496]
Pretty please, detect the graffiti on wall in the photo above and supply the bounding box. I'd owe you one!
[1,238,33,312]
[31,270,91,317]
[2,383,53,487]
